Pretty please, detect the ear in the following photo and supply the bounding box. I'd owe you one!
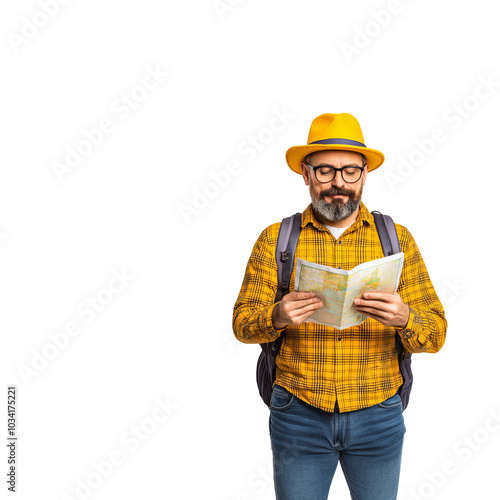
[300,163,311,186]
[361,164,369,185]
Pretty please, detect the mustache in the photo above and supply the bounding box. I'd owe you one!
[319,186,354,199]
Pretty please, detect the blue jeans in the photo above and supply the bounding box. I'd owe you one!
[269,384,406,500]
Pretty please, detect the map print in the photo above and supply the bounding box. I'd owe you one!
[295,253,404,330]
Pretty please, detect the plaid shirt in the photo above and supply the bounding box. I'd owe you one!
[233,202,447,413]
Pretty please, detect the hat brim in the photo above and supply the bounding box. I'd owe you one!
[286,144,385,174]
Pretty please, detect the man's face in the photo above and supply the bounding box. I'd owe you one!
[300,150,368,224]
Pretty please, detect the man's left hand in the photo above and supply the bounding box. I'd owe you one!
[353,292,409,328]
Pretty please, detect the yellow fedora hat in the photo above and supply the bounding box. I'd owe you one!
[285,113,385,174]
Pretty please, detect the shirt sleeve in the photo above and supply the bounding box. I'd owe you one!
[233,226,286,344]
[396,226,447,353]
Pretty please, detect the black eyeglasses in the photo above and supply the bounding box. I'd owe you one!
[305,163,364,184]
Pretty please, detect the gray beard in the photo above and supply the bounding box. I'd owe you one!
[309,185,361,223]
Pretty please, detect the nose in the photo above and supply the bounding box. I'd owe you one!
[330,170,346,188]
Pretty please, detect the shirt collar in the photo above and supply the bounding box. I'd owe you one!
[301,201,374,233]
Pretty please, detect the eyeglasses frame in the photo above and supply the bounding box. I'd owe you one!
[305,163,365,184]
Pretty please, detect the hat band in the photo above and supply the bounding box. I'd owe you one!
[309,138,366,148]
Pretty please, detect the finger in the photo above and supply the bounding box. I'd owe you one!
[292,308,322,324]
[355,300,396,314]
[361,292,396,302]
[354,299,389,311]
[286,299,323,318]
[289,291,319,301]
[284,296,322,310]
[358,311,389,325]
[354,305,390,317]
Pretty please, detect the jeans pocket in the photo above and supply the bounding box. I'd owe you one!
[270,384,295,411]
[377,392,402,409]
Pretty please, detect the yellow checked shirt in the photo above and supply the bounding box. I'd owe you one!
[233,202,447,413]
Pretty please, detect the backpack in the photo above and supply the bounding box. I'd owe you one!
[256,211,413,411]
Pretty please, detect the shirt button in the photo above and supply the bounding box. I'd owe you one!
[338,240,342,245]
[337,337,342,341]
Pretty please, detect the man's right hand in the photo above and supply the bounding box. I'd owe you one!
[272,291,323,330]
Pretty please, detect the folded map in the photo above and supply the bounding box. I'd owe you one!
[294,252,405,330]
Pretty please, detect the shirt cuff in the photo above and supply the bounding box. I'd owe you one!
[397,307,429,348]
[260,302,287,337]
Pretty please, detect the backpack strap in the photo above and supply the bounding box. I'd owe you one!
[372,211,411,363]
[275,212,302,302]
[372,211,400,255]
[265,213,302,357]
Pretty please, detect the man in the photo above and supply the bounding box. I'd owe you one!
[232,113,447,500]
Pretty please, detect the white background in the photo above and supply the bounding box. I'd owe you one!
[1,0,499,499]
